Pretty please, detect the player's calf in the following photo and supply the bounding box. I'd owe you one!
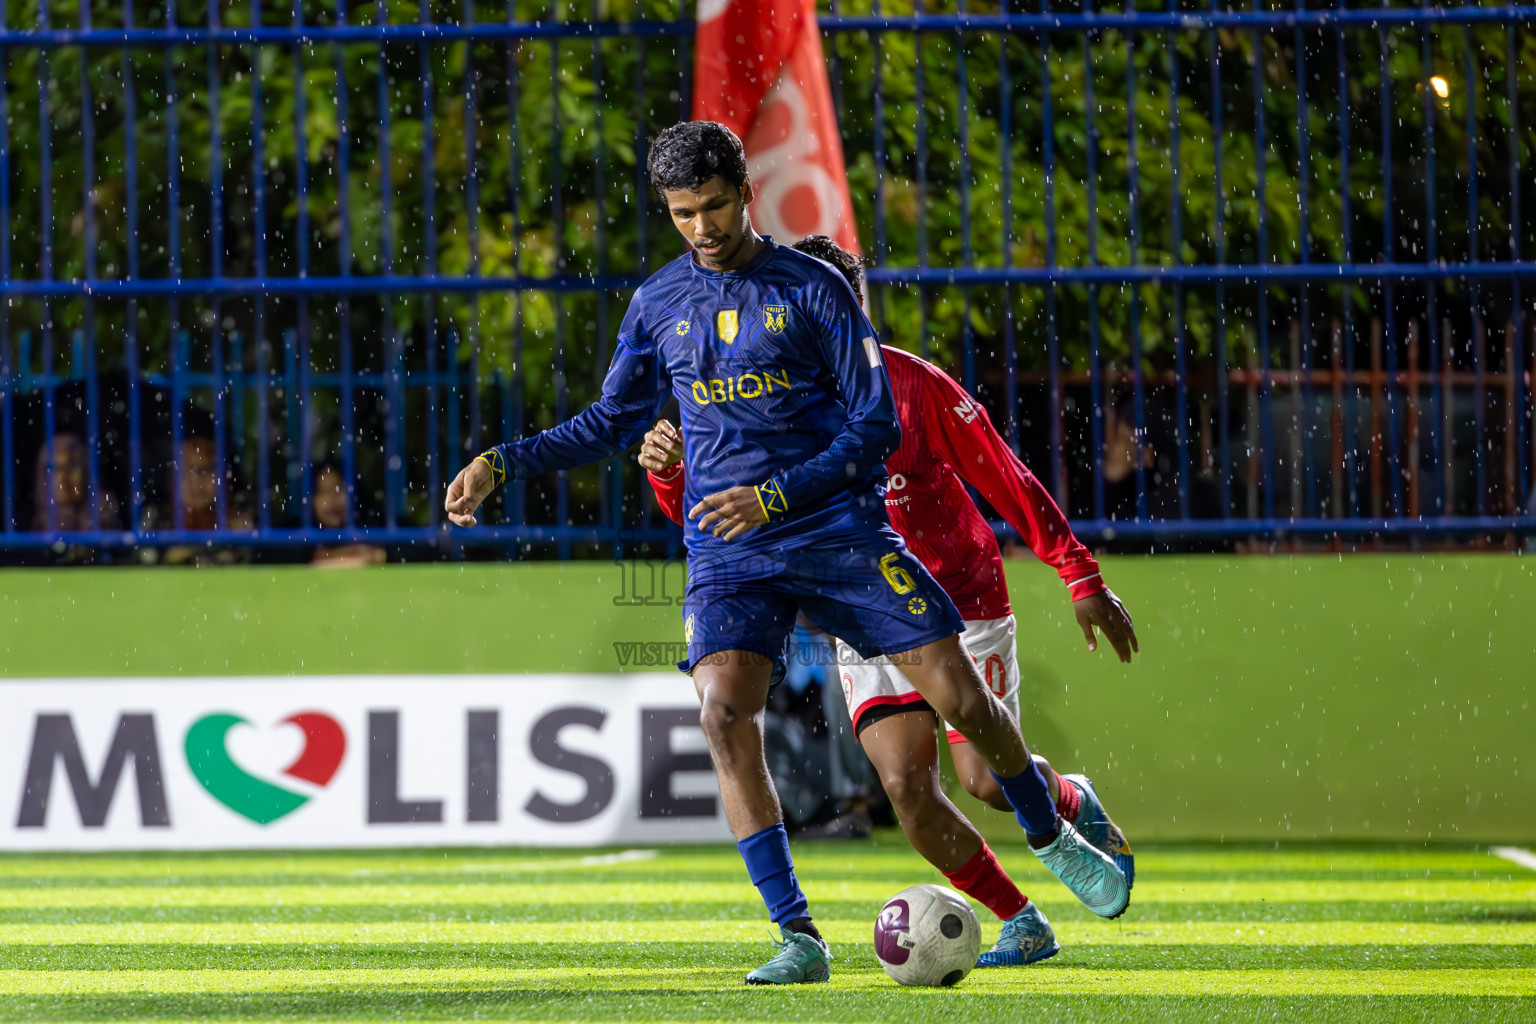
[859,711,1042,939]
[691,651,782,837]
[861,709,983,873]
[897,639,1076,856]
[895,636,1032,775]
[951,742,1052,813]
[691,651,831,971]
[960,772,1010,811]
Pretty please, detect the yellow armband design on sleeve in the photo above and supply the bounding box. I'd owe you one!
[474,449,507,488]
[756,479,788,521]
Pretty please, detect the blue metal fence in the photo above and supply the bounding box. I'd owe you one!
[0,0,1533,561]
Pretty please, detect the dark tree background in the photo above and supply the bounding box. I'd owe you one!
[2,0,1533,538]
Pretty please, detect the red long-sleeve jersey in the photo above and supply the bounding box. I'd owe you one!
[647,346,1105,619]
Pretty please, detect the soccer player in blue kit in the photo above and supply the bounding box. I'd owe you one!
[445,121,1130,984]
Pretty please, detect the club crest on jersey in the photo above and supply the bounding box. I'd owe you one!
[717,310,739,344]
[763,304,788,335]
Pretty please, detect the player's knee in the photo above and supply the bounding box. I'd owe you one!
[697,688,760,755]
[942,683,994,734]
[880,764,940,817]
[697,695,738,746]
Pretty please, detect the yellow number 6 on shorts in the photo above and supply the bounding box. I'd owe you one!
[879,552,917,595]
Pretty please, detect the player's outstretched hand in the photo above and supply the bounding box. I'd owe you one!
[638,419,684,473]
[445,457,496,527]
[690,486,769,541]
[1074,588,1139,663]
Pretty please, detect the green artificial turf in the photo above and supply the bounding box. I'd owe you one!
[0,839,1532,1023]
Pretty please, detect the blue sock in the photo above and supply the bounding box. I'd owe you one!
[991,763,1060,838]
[737,823,810,925]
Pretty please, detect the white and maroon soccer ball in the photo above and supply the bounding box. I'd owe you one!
[873,884,981,987]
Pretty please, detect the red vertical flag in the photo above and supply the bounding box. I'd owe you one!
[693,0,861,254]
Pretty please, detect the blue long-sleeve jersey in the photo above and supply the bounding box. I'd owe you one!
[490,238,900,554]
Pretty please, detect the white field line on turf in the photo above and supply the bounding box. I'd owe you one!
[577,850,660,867]
[457,848,659,873]
[346,849,661,875]
[1491,846,1536,873]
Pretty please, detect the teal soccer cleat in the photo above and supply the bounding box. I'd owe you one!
[1062,772,1136,889]
[744,926,832,985]
[1034,819,1131,919]
[975,902,1060,967]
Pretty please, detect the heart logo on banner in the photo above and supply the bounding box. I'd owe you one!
[185,712,346,824]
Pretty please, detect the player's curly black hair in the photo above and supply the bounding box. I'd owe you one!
[792,235,865,305]
[646,121,748,198]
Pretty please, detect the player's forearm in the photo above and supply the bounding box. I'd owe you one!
[1062,563,1107,600]
[1019,509,1106,599]
[493,423,624,479]
[490,400,650,482]
[918,374,1084,588]
[995,475,1105,598]
[647,465,687,526]
[946,413,1105,598]
[762,416,901,519]
[490,346,661,481]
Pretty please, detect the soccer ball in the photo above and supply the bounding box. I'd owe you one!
[873,884,981,987]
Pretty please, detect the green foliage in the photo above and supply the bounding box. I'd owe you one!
[828,3,1536,368]
[6,2,1533,372]
[2,1,1533,528]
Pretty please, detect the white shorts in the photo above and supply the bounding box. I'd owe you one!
[836,614,1020,744]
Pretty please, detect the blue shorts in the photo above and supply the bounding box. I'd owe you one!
[679,528,965,674]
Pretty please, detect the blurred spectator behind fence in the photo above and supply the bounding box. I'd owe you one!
[1101,390,1220,530]
[1000,388,1223,559]
[139,434,254,566]
[31,434,121,563]
[311,462,385,567]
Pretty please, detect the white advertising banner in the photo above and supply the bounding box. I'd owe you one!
[0,675,731,850]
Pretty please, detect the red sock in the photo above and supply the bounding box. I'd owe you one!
[1053,768,1082,823]
[943,843,1028,921]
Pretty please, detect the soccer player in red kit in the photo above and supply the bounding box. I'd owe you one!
[640,235,1140,967]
